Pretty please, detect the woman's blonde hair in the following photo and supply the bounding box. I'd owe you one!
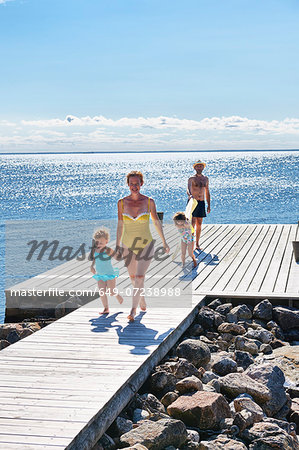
[93,227,110,242]
[126,170,144,185]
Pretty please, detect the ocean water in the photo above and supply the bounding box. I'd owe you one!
[1,150,298,322]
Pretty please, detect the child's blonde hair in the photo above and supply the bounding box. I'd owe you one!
[173,211,187,223]
[93,227,110,242]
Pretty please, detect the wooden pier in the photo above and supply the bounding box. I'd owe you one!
[1,223,298,449]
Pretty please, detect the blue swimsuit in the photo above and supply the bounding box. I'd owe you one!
[92,250,119,281]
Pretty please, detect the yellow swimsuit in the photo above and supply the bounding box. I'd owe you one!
[121,197,153,254]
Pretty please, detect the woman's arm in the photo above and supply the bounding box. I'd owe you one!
[116,199,124,253]
[150,198,169,253]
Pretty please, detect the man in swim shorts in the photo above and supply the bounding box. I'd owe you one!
[187,160,211,250]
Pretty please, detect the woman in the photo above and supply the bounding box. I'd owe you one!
[116,171,169,321]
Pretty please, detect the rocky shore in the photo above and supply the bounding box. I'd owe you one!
[94,299,299,450]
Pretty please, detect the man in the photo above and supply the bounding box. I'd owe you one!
[187,160,211,250]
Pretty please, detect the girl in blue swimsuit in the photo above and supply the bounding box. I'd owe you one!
[90,227,123,314]
[173,212,197,268]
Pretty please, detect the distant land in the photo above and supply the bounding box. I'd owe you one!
[0,149,299,155]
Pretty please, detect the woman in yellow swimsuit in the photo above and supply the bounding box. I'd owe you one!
[116,171,170,321]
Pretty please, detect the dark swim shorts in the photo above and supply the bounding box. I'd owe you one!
[192,200,207,218]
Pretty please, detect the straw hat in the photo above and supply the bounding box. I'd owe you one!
[193,160,206,168]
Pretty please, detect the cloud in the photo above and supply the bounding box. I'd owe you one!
[20,114,299,135]
[0,0,13,4]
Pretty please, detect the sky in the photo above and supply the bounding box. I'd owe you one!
[0,0,299,152]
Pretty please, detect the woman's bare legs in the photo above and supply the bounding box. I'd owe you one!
[98,280,109,314]
[106,278,124,304]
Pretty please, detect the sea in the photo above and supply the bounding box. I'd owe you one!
[1,150,298,323]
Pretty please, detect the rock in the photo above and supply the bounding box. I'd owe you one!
[140,393,165,413]
[263,417,297,434]
[55,296,82,319]
[233,397,264,431]
[125,445,148,450]
[167,391,231,429]
[0,340,10,350]
[187,429,200,443]
[171,358,202,379]
[176,375,203,394]
[150,370,177,395]
[93,433,115,450]
[7,330,21,344]
[228,305,252,322]
[197,307,224,331]
[218,323,246,335]
[211,354,237,376]
[242,422,298,449]
[119,418,188,449]
[216,303,233,315]
[161,392,179,407]
[207,299,223,309]
[253,300,273,321]
[189,324,204,336]
[177,339,211,368]
[219,373,271,404]
[207,378,221,393]
[289,397,299,430]
[19,328,35,339]
[245,328,273,344]
[273,306,299,331]
[132,409,150,423]
[206,331,219,340]
[260,344,273,354]
[0,323,23,340]
[284,329,299,343]
[25,322,41,333]
[267,321,285,340]
[245,364,288,417]
[234,351,254,370]
[198,435,247,449]
[108,416,133,437]
[202,371,219,384]
[235,336,259,355]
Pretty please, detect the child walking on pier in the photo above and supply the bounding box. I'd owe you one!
[173,212,197,268]
[90,227,123,314]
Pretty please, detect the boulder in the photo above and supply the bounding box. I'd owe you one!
[245,364,288,417]
[94,433,115,450]
[108,416,133,437]
[0,340,10,350]
[197,307,224,330]
[233,397,264,432]
[198,435,247,449]
[289,397,299,430]
[273,306,299,331]
[189,324,204,336]
[241,422,298,449]
[177,339,211,368]
[176,375,203,394]
[218,322,246,335]
[211,354,237,376]
[202,371,219,384]
[170,358,202,379]
[253,300,273,321]
[227,305,252,322]
[161,392,179,407]
[140,393,165,413]
[245,328,273,344]
[167,391,231,429]
[219,373,271,404]
[132,409,150,423]
[235,336,259,355]
[119,418,188,449]
[150,370,177,395]
[215,303,233,315]
[234,351,254,370]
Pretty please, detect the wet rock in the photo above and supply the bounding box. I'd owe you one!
[198,435,247,449]
[227,305,252,322]
[235,336,259,355]
[211,354,237,376]
[150,370,177,395]
[161,392,179,407]
[140,393,165,413]
[218,322,246,335]
[197,307,224,331]
[273,306,299,331]
[176,375,203,394]
[0,339,10,350]
[245,364,288,417]
[245,328,273,344]
[234,351,254,370]
[167,391,231,429]
[253,300,273,321]
[219,373,271,404]
[177,339,211,368]
[119,418,188,449]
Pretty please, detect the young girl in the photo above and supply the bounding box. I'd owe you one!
[90,227,123,314]
[173,212,197,268]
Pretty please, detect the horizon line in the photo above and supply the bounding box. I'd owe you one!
[0,149,299,155]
